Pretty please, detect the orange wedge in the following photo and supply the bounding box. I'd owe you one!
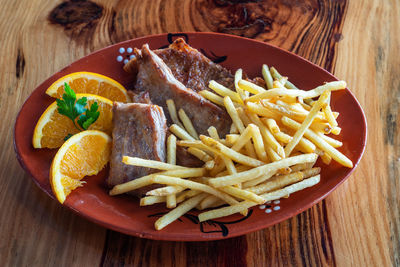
[50,130,111,203]
[33,94,113,148]
[46,72,130,102]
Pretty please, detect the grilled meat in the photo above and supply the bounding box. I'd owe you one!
[108,102,167,197]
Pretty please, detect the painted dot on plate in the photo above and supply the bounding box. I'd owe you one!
[273,200,280,204]
[127,47,133,53]
[266,201,271,204]
[117,55,123,62]
[265,209,272,213]
[259,205,266,209]
[119,47,125,53]
[123,59,129,64]
[130,55,135,60]
[273,206,280,211]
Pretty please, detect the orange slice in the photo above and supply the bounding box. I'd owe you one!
[50,130,111,203]
[46,72,130,102]
[33,94,113,148]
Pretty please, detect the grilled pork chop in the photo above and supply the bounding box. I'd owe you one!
[133,44,232,136]
[108,102,167,197]
[124,38,235,92]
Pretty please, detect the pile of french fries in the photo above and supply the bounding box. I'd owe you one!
[109,65,353,230]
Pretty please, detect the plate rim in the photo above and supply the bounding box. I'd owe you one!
[13,32,367,241]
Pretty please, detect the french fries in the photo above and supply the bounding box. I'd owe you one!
[178,109,199,139]
[110,65,353,231]
[166,99,184,128]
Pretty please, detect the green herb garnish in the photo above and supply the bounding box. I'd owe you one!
[56,83,100,140]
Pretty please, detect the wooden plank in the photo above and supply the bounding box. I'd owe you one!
[0,0,106,266]
[331,0,398,266]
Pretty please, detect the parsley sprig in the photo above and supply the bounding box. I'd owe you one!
[56,83,100,140]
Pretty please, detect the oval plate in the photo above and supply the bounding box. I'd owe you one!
[14,32,367,241]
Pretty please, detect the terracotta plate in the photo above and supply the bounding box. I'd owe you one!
[14,32,367,241]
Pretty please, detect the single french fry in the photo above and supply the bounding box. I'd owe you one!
[210,156,226,176]
[230,123,239,134]
[331,126,341,135]
[284,90,330,157]
[316,132,343,148]
[246,88,305,102]
[199,90,224,107]
[187,147,213,162]
[140,196,166,206]
[302,81,347,99]
[166,99,184,128]
[167,134,177,165]
[281,116,353,168]
[221,156,237,174]
[269,67,298,89]
[274,131,292,144]
[216,165,251,177]
[238,79,267,94]
[236,108,258,158]
[266,147,282,162]
[250,125,269,162]
[235,69,247,100]
[122,156,186,170]
[155,193,208,230]
[204,160,215,170]
[247,171,304,194]
[199,175,320,222]
[302,167,321,178]
[207,126,220,141]
[176,190,201,203]
[166,194,177,208]
[109,168,205,195]
[208,153,318,187]
[151,175,240,207]
[224,96,245,132]
[220,186,265,204]
[209,80,243,103]
[110,175,154,196]
[200,135,264,167]
[230,125,253,152]
[178,109,199,139]
[198,195,222,210]
[146,185,185,196]
[265,118,280,133]
[323,96,338,127]
[291,162,314,172]
[297,137,316,153]
[170,124,195,141]
[262,64,274,89]
[225,134,240,146]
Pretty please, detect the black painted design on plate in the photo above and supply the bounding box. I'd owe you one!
[199,49,228,64]
[148,209,253,237]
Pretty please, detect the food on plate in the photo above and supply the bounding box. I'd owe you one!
[45,71,130,102]
[106,39,353,230]
[50,130,111,203]
[108,102,167,197]
[124,38,234,93]
[33,86,113,148]
[131,44,232,136]
[33,37,353,231]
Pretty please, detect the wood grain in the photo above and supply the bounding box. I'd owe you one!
[0,0,398,266]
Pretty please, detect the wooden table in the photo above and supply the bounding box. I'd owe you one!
[1,1,398,266]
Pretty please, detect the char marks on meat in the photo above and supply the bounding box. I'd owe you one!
[108,102,167,197]
[124,38,235,93]
[133,44,232,136]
